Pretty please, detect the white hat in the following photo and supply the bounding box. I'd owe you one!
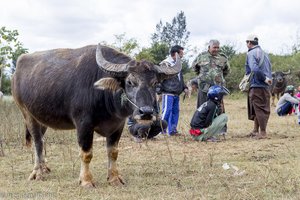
[246,34,258,42]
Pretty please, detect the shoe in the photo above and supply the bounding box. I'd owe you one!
[169,131,181,136]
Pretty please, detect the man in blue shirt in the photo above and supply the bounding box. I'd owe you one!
[245,34,272,139]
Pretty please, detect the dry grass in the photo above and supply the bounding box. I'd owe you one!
[0,94,299,200]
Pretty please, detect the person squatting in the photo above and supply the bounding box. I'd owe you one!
[189,85,230,142]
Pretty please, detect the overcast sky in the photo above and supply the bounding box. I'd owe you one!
[1,0,300,56]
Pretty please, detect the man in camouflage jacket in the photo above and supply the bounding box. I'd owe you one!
[192,39,230,108]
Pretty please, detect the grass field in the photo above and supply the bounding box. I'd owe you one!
[0,94,299,200]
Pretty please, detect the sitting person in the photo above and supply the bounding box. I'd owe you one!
[189,85,230,141]
[292,85,300,114]
[275,85,300,116]
[127,100,167,142]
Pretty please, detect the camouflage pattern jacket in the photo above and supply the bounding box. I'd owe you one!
[192,51,230,92]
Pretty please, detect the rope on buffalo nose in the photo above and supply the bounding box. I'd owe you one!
[120,92,139,109]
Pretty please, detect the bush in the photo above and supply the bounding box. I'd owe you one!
[1,75,12,95]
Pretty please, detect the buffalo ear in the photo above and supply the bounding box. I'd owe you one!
[94,77,121,91]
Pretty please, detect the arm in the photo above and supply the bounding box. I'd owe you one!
[285,94,300,104]
[245,61,251,75]
[203,104,217,128]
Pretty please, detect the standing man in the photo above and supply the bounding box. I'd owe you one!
[192,39,230,134]
[192,40,230,108]
[245,34,272,139]
[159,45,188,136]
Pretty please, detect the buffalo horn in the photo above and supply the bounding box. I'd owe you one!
[282,69,291,75]
[96,44,133,77]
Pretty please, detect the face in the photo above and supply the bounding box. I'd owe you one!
[246,40,252,49]
[208,44,219,56]
[298,86,300,92]
[178,49,184,58]
[125,64,158,123]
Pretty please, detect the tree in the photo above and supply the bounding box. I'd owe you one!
[146,11,191,72]
[135,42,169,64]
[108,33,139,57]
[151,11,190,48]
[220,44,236,60]
[291,31,300,54]
[0,26,28,91]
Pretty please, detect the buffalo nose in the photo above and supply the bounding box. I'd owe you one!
[139,106,154,116]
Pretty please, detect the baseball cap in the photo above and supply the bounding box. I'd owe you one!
[246,34,258,42]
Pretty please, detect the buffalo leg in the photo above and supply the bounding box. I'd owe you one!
[77,123,94,188]
[271,94,276,107]
[27,117,50,180]
[79,148,94,187]
[106,131,124,186]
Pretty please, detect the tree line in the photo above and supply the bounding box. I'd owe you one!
[1,11,300,94]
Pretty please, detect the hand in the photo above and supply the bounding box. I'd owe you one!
[156,94,162,102]
[264,77,272,85]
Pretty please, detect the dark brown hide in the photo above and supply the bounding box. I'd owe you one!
[270,70,290,106]
[12,44,182,187]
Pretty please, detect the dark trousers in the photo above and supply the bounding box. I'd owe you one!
[248,88,271,132]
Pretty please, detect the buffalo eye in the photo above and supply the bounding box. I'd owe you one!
[126,80,137,87]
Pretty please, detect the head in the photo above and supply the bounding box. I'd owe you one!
[94,44,182,125]
[285,85,295,95]
[208,40,220,56]
[170,45,184,59]
[246,34,259,48]
[207,85,230,103]
[297,85,300,92]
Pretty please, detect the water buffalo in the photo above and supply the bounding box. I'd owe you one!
[271,70,291,106]
[12,44,181,187]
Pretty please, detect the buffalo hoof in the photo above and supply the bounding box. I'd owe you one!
[107,175,125,186]
[28,164,51,181]
[79,180,95,188]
